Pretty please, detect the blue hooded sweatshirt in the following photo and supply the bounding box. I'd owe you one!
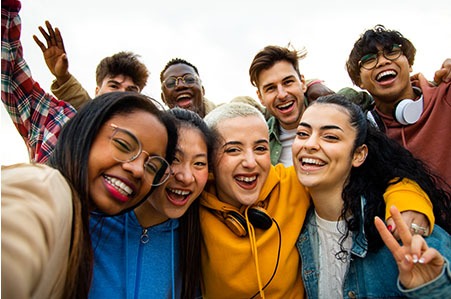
[89,211,180,299]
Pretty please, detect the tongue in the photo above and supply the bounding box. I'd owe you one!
[169,191,186,201]
[177,98,192,108]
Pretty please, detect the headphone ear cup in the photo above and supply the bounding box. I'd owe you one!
[248,206,273,230]
[224,211,248,237]
[394,97,423,125]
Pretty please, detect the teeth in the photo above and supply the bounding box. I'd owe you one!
[177,94,191,100]
[105,176,133,196]
[376,70,396,81]
[301,158,325,166]
[278,102,292,109]
[168,188,190,196]
[236,176,256,182]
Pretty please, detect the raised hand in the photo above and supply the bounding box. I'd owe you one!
[385,210,429,240]
[374,206,445,289]
[33,20,71,85]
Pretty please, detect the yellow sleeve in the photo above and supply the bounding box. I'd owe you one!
[384,178,434,231]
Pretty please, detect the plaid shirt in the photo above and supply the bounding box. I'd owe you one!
[1,3,76,163]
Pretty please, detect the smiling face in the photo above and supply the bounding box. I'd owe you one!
[213,115,271,207]
[292,103,366,192]
[88,110,168,215]
[136,126,209,224]
[256,60,307,130]
[161,63,205,116]
[358,45,414,115]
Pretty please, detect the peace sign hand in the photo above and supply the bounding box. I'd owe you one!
[374,205,445,289]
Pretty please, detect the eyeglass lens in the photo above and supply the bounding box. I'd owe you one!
[110,127,171,186]
[164,74,197,89]
[359,45,402,70]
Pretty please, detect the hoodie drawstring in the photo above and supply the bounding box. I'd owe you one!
[245,206,265,299]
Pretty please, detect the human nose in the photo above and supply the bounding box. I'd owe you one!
[276,84,288,99]
[172,164,195,184]
[122,154,147,180]
[303,135,320,151]
[241,150,257,168]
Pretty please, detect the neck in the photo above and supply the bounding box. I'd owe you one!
[375,85,417,115]
[309,187,344,221]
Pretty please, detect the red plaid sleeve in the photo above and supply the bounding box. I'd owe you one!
[2,3,77,163]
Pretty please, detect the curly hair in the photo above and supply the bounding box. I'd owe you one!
[312,95,450,256]
[346,25,416,86]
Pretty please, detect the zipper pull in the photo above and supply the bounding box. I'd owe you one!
[140,228,149,244]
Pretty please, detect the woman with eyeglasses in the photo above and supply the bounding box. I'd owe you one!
[1,91,178,299]
[293,94,450,298]
[89,108,215,299]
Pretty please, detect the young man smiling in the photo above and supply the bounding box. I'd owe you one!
[249,45,334,166]
[346,25,451,192]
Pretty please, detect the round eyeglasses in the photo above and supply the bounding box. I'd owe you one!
[358,44,403,70]
[109,124,172,186]
[163,74,199,89]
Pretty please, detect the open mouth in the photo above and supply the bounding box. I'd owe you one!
[235,175,258,189]
[166,187,191,205]
[277,101,294,112]
[376,70,397,82]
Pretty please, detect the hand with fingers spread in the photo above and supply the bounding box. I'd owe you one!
[33,20,71,85]
[386,210,429,240]
[375,206,445,289]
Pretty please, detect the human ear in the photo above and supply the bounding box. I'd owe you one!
[352,144,368,167]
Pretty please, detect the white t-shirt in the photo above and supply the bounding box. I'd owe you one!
[277,126,297,166]
[315,211,352,299]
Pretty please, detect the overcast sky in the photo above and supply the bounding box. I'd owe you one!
[2,0,450,165]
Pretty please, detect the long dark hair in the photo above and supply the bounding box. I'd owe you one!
[169,108,216,299]
[313,95,450,253]
[48,91,178,299]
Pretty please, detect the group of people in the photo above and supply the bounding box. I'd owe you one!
[2,1,450,299]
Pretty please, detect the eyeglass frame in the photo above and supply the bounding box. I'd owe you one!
[162,73,199,89]
[109,124,173,186]
[358,44,403,70]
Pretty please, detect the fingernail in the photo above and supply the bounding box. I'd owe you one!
[412,255,419,263]
[387,225,393,232]
[404,255,411,263]
[419,257,425,264]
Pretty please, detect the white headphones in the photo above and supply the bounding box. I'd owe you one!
[393,87,423,125]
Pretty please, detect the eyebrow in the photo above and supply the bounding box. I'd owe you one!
[261,75,296,90]
[298,122,344,132]
[222,139,269,147]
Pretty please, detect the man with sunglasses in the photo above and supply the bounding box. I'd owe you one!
[160,58,216,118]
[346,25,451,193]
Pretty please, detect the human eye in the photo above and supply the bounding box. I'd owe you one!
[144,161,159,175]
[164,78,176,88]
[126,86,140,93]
[283,78,295,86]
[263,85,275,93]
[194,159,208,168]
[183,74,197,85]
[359,53,377,67]
[255,145,269,154]
[323,133,339,141]
[224,146,240,154]
[111,137,134,153]
[296,130,309,139]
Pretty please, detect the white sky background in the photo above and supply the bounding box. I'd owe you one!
[2,0,450,165]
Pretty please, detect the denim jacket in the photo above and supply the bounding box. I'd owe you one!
[297,199,451,299]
